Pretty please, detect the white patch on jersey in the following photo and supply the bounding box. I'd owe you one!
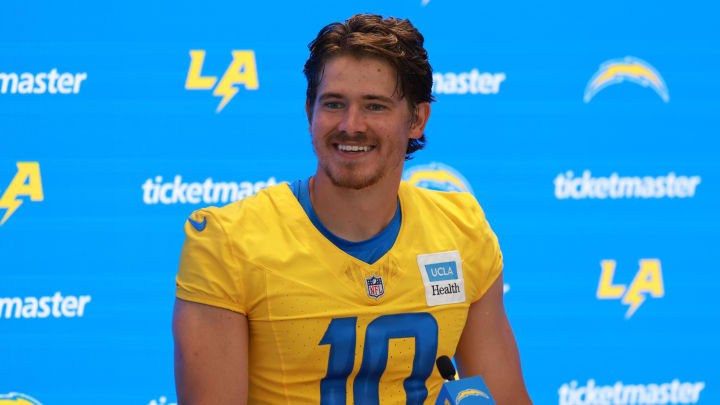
[416,251,466,306]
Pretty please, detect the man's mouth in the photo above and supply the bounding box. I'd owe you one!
[335,144,375,153]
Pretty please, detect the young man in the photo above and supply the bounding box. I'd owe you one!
[173,14,532,405]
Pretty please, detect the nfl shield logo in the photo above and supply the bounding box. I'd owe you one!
[366,274,385,299]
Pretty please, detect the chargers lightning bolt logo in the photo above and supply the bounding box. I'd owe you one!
[584,56,669,103]
[403,162,474,195]
[596,259,665,319]
[0,162,44,226]
[0,393,43,405]
[185,50,259,113]
[456,388,491,403]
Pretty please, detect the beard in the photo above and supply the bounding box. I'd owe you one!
[312,131,405,190]
[320,158,385,190]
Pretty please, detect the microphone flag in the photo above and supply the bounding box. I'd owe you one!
[434,356,495,404]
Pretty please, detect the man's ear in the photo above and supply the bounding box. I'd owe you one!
[409,102,431,140]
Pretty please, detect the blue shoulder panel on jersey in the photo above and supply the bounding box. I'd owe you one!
[289,178,401,265]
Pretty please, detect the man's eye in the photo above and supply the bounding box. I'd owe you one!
[324,102,343,109]
[368,104,387,111]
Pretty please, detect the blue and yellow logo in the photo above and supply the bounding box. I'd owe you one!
[0,162,44,226]
[456,388,491,403]
[185,50,259,113]
[597,259,664,319]
[0,393,43,405]
[584,56,669,103]
[403,162,474,194]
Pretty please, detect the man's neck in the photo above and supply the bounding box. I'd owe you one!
[310,172,401,242]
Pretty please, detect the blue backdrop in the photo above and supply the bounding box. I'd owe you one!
[1,1,718,404]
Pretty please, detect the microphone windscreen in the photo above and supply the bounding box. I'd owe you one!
[436,355,456,381]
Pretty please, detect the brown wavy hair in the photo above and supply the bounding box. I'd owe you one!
[304,14,435,160]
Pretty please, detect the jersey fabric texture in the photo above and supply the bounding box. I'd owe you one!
[175,181,503,405]
[289,177,401,264]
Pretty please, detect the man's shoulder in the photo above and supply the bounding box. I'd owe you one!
[401,181,485,220]
[187,181,312,268]
[188,183,293,234]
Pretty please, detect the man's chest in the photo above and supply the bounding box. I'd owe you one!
[245,252,471,403]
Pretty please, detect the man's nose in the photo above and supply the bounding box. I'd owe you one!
[338,104,368,135]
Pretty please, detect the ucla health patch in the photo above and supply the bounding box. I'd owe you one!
[417,251,465,306]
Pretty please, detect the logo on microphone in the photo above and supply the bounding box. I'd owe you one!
[417,251,465,306]
[457,388,491,403]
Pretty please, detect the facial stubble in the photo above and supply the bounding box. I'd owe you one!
[312,134,407,190]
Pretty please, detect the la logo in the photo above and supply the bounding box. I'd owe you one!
[0,162,44,226]
[596,259,664,319]
[185,50,259,113]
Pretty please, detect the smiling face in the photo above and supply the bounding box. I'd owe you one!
[307,55,427,190]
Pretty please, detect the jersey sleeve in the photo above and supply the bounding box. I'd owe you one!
[464,196,504,303]
[175,208,247,314]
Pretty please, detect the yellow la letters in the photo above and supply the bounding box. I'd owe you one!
[597,259,664,319]
[185,50,259,113]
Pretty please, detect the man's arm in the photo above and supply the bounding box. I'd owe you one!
[173,298,249,405]
[455,274,533,404]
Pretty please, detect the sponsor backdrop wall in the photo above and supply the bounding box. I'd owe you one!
[1,0,718,404]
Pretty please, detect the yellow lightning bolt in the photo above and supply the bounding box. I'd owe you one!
[213,78,239,113]
[0,393,42,405]
[0,192,23,226]
[0,399,37,405]
[212,50,259,113]
[621,259,664,319]
[456,389,490,403]
[592,63,661,89]
[0,162,44,226]
[621,286,646,319]
[405,170,468,192]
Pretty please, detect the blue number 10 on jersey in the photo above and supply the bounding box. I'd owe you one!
[319,312,440,405]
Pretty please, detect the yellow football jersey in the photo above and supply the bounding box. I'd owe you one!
[176,181,502,404]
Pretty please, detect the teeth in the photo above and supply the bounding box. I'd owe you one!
[338,144,372,152]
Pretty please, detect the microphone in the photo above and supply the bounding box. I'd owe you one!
[436,355,457,381]
[434,356,495,404]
